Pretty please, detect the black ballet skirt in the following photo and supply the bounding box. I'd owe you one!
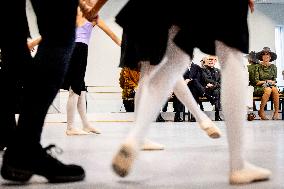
[61,42,88,95]
[116,0,249,68]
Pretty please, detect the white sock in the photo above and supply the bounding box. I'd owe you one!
[216,41,247,172]
[77,91,91,128]
[67,90,79,130]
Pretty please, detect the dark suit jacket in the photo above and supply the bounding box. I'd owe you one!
[201,66,221,90]
[183,62,202,82]
[183,62,205,100]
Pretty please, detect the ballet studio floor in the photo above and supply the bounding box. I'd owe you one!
[1,119,284,189]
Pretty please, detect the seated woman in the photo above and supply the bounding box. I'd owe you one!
[246,51,260,86]
[254,47,279,120]
[246,51,259,111]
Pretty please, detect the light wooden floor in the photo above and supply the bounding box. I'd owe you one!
[1,119,283,189]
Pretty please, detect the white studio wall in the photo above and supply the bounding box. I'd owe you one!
[26,2,284,87]
[85,0,128,87]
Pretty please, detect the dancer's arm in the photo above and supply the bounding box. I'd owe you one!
[27,36,42,51]
[248,0,254,13]
[96,18,121,46]
[79,0,108,22]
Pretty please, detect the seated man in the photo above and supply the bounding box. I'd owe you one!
[201,56,222,121]
[184,59,215,121]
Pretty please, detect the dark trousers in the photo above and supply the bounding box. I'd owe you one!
[162,94,184,113]
[188,79,205,110]
[188,79,204,101]
[0,0,78,148]
[172,95,184,113]
[206,88,221,111]
[123,100,135,112]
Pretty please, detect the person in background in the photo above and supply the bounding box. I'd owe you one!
[246,51,259,111]
[172,93,184,122]
[1,0,85,183]
[246,51,260,86]
[184,59,215,121]
[62,5,121,135]
[201,56,222,121]
[254,47,279,120]
[119,66,140,112]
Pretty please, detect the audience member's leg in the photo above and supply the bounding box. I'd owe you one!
[162,100,169,112]
[173,94,184,122]
[123,99,134,112]
[188,83,203,121]
[258,87,271,120]
[213,89,222,121]
[216,40,271,184]
[271,86,279,120]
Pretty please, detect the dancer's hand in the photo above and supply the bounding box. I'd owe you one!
[185,79,192,84]
[79,0,97,22]
[249,0,254,13]
[27,40,35,52]
[206,83,214,88]
[27,36,42,52]
[79,0,108,22]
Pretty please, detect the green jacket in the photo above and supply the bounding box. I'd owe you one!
[253,63,277,96]
[247,63,259,86]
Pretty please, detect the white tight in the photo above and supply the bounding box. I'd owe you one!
[128,26,210,146]
[216,41,247,171]
[66,90,90,129]
[128,29,247,172]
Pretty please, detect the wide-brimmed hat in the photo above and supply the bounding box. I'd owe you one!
[257,47,277,62]
[245,51,259,64]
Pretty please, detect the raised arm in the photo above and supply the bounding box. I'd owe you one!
[27,36,42,51]
[79,0,108,22]
[249,0,254,13]
[96,18,121,46]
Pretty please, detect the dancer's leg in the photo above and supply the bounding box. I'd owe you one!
[134,62,156,115]
[112,27,190,177]
[216,41,271,184]
[66,90,89,135]
[138,62,221,138]
[78,91,100,134]
[135,62,165,150]
[173,77,221,138]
